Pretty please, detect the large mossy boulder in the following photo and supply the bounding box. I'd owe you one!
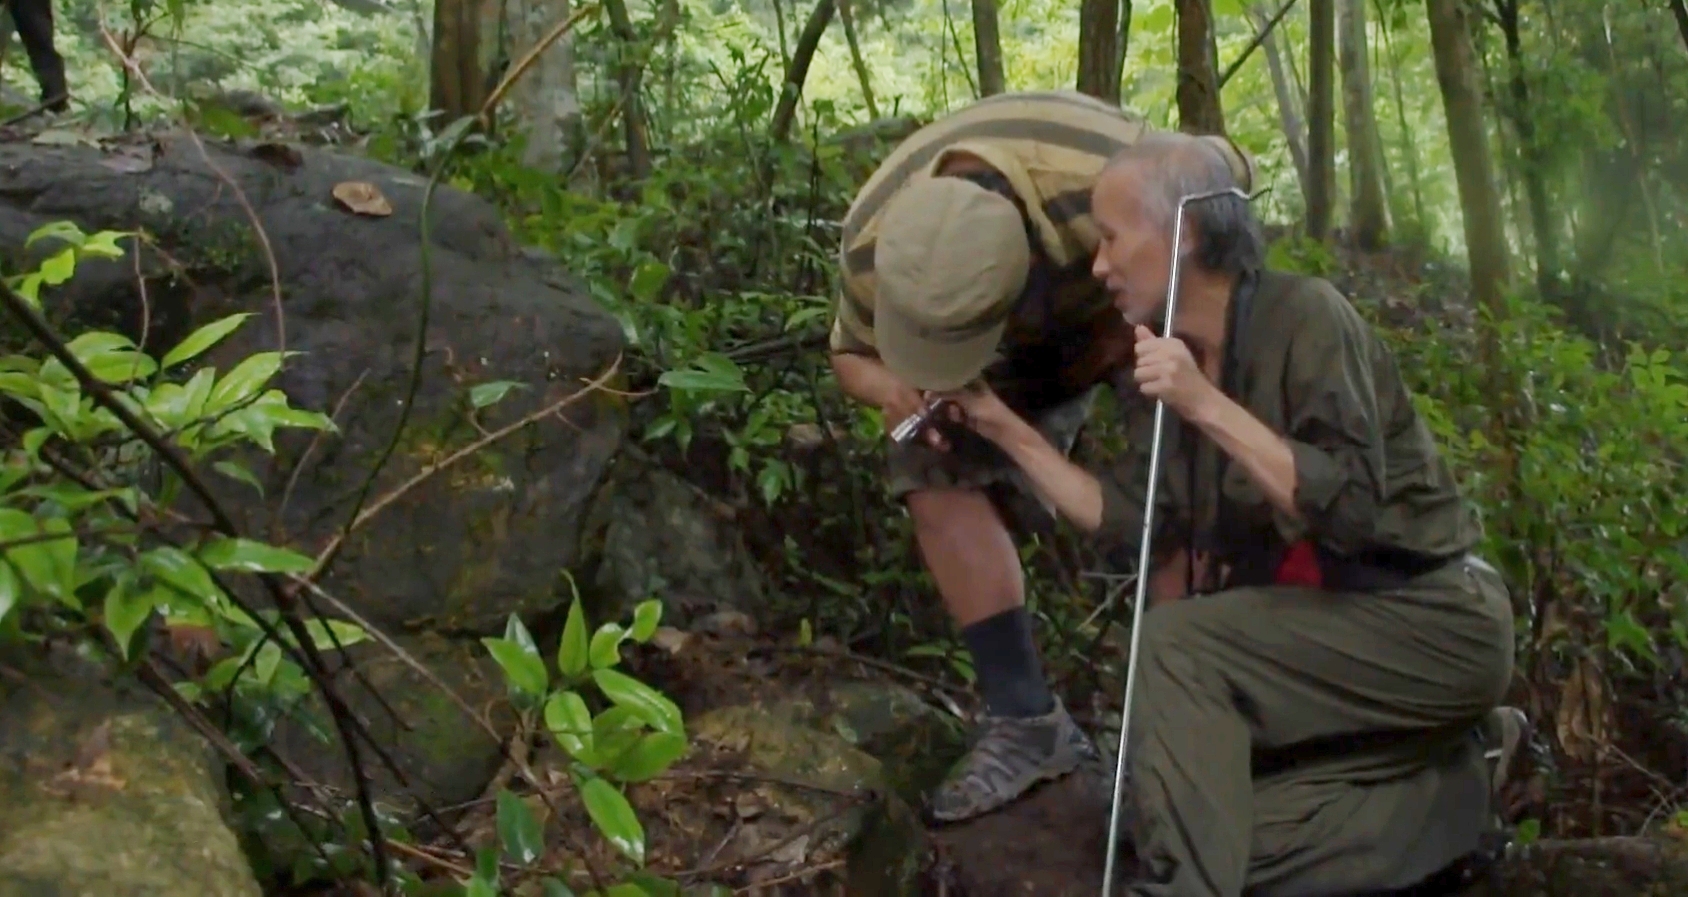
[0,644,263,897]
[0,133,626,633]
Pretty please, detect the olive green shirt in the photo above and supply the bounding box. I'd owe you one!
[1095,269,1480,583]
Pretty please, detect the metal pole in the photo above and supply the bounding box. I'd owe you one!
[1100,186,1251,896]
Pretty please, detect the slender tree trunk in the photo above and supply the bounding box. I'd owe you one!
[1377,0,1426,234]
[1176,0,1226,133]
[508,0,583,171]
[1424,0,1511,316]
[1670,0,1688,55]
[1253,3,1310,204]
[430,0,487,121]
[1338,0,1388,247]
[972,0,1007,96]
[601,0,652,177]
[1306,0,1335,238]
[1493,0,1557,294]
[1078,0,1125,102]
[837,0,879,118]
[1117,0,1134,83]
[770,0,837,141]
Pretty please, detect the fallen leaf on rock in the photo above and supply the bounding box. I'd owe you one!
[99,146,154,173]
[331,180,392,216]
[31,129,89,146]
[649,626,690,655]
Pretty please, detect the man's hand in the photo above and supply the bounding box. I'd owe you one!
[1133,325,1220,420]
[936,381,1023,446]
[882,386,954,450]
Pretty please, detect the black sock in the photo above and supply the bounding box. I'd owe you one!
[961,607,1057,719]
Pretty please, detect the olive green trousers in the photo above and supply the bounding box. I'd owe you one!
[1122,555,1515,897]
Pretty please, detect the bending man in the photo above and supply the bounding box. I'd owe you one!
[933,132,1528,894]
[827,91,1256,823]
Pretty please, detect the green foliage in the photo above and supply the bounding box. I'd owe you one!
[475,581,685,893]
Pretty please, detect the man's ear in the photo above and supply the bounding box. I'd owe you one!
[1175,211,1201,262]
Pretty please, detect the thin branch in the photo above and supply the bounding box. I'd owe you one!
[1218,0,1300,89]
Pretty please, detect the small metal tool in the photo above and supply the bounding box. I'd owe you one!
[1100,185,1256,897]
[891,397,949,444]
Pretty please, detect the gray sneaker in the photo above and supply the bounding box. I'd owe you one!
[1481,706,1529,797]
[926,697,1101,823]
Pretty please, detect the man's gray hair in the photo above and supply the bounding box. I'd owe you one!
[1104,133,1265,277]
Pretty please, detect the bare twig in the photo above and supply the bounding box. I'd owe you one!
[273,368,369,542]
[1218,0,1300,88]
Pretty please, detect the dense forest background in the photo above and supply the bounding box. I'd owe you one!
[1,0,1686,892]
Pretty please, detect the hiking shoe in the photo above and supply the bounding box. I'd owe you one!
[1481,705,1529,796]
[926,697,1100,823]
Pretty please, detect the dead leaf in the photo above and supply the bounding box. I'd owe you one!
[331,180,392,217]
[649,626,690,655]
[1555,654,1607,763]
[47,720,126,794]
[734,791,766,819]
[768,833,809,865]
[251,142,303,170]
[31,129,88,146]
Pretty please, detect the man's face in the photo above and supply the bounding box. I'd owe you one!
[1091,164,1175,327]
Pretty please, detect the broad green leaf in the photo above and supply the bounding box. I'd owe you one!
[559,597,589,678]
[608,731,688,783]
[105,582,165,659]
[301,618,369,651]
[542,878,578,897]
[622,872,682,897]
[470,380,526,409]
[589,622,625,669]
[495,789,545,866]
[79,230,128,259]
[198,537,314,574]
[592,668,682,735]
[482,636,549,698]
[1137,3,1173,33]
[25,221,86,248]
[464,873,498,897]
[206,351,290,412]
[38,246,76,287]
[544,690,595,760]
[657,366,747,394]
[627,261,670,303]
[0,509,76,604]
[0,562,18,624]
[162,313,253,369]
[504,613,540,657]
[140,545,224,608]
[579,776,645,866]
[629,600,661,642]
[590,705,647,770]
[212,460,265,496]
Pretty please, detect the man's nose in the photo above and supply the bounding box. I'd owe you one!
[1091,247,1110,280]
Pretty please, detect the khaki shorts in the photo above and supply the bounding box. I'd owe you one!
[885,387,1098,515]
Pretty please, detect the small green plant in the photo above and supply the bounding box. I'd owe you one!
[474,578,686,896]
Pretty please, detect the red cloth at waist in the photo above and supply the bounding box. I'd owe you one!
[1273,540,1324,588]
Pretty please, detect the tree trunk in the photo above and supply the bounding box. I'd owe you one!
[430,0,487,122]
[601,0,652,178]
[769,0,837,142]
[1117,0,1134,83]
[837,0,879,119]
[1377,0,1427,236]
[1078,0,1125,103]
[1306,0,1335,238]
[1253,3,1310,205]
[1338,0,1388,248]
[1670,0,1688,55]
[1424,0,1511,317]
[972,0,1007,97]
[1176,0,1226,133]
[1493,0,1557,295]
[507,0,583,171]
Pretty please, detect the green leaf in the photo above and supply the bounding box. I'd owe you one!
[212,460,266,496]
[608,731,688,782]
[0,509,76,604]
[559,597,590,678]
[464,872,497,897]
[26,221,87,248]
[301,618,369,651]
[482,636,549,699]
[105,582,165,659]
[198,537,314,574]
[0,562,19,624]
[504,613,540,657]
[38,246,76,287]
[579,775,646,866]
[589,622,626,669]
[140,545,224,608]
[206,351,289,412]
[495,789,545,866]
[592,668,683,736]
[629,601,661,642]
[1138,3,1173,33]
[657,354,748,394]
[627,261,670,303]
[622,872,682,897]
[544,690,595,760]
[162,313,253,369]
[542,878,579,897]
[470,380,526,409]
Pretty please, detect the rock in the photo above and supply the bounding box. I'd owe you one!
[0,134,626,633]
[0,644,263,897]
[578,458,768,627]
[927,767,1115,897]
[267,632,513,816]
[802,680,968,805]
